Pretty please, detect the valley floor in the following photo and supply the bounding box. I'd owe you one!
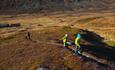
[0,11,115,70]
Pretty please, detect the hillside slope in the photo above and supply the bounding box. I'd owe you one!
[0,0,115,11]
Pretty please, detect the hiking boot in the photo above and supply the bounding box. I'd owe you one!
[73,53,78,56]
[73,51,80,56]
[78,51,81,54]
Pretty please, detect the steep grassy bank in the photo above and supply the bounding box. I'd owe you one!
[0,0,115,11]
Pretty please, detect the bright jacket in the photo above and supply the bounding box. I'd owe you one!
[62,35,67,43]
[75,34,81,47]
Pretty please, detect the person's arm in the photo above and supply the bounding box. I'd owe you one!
[59,35,65,41]
[62,36,66,40]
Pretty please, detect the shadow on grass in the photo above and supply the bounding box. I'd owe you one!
[63,29,115,70]
[79,29,115,61]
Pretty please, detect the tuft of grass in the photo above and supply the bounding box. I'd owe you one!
[61,26,81,34]
[62,26,73,33]
[105,41,115,47]
[0,35,15,45]
[0,32,25,45]
[78,17,102,23]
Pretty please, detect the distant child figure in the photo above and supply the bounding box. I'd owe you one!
[74,33,81,54]
[62,34,68,47]
[26,31,31,40]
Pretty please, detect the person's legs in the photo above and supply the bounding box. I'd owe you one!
[64,42,67,47]
[74,46,78,53]
[73,46,80,55]
[63,42,66,47]
[74,46,82,54]
[76,41,82,53]
[77,46,82,54]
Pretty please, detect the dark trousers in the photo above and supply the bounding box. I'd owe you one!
[74,46,81,53]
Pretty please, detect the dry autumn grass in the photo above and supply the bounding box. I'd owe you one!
[0,27,86,70]
[0,11,115,70]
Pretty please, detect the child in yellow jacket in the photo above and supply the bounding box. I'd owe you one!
[62,34,68,47]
